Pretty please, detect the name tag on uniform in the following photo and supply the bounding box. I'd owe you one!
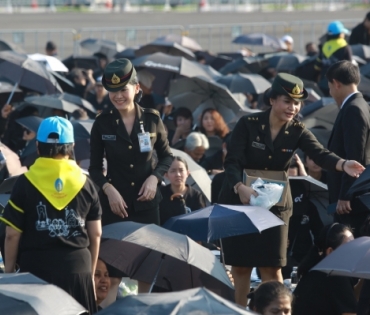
[138,132,152,152]
[102,135,116,141]
[252,142,266,150]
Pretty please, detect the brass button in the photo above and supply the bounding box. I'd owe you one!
[269,156,272,159]
[130,164,134,168]
[265,168,268,170]
[128,145,132,149]
[109,179,112,182]
[131,182,135,186]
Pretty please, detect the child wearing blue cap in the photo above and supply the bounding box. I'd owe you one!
[1,116,102,314]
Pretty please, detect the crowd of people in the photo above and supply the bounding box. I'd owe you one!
[0,11,370,315]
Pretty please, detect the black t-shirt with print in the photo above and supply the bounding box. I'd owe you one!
[1,175,101,251]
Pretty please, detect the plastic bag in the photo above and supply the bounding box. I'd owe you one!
[250,178,284,209]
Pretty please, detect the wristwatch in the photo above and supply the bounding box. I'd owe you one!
[234,182,243,194]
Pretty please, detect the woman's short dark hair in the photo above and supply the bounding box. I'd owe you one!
[248,281,293,313]
[173,107,193,127]
[37,133,74,159]
[263,88,284,107]
[172,156,189,171]
[326,60,361,85]
[298,223,352,277]
[128,75,143,103]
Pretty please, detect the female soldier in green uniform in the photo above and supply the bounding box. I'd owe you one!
[89,59,173,226]
[218,73,364,307]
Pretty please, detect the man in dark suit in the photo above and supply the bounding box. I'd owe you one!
[349,12,370,46]
[327,60,370,236]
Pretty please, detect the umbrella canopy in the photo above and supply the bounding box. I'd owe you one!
[0,80,24,105]
[97,287,254,315]
[311,236,370,279]
[358,74,370,98]
[49,71,75,94]
[232,33,287,50]
[163,204,285,242]
[132,52,221,95]
[16,116,43,133]
[0,51,62,95]
[346,165,370,199]
[295,56,317,81]
[25,93,96,114]
[218,56,269,75]
[71,119,93,141]
[168,76,244,125]
[195,51,232,71]
[62,55,100,72]
[169,148,211,202]
[217,73,271,94]
[100,222,234,300]
[0,40,26,54]
[308,127,331,148]
[135,41,196,60]
[28,53,69,73]
[301,102,338,130]
[267,53,307,72]
[155,34,203,52]
[0,278,87,315]
[350,44,370,62]
[80,38,125,59]
[114,47,136,60]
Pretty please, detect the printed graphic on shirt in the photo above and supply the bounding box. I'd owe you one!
[35,202,85,238]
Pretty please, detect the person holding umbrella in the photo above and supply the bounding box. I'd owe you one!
[89,58,173,226]
[218,72,365,307]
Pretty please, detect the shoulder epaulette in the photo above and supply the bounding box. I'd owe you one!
[292,120,305,129]
[95,109,112,119]
[143,108,160,117]
[246,114,260,122]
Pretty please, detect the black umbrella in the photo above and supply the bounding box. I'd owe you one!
[132,52,221,95]
[218,56,269,75]
[360,62,370,79]
[195,51,232,71]
[351,44,370,62]
[71,119,93,141]
[100,222,234,300]
[135,41,196,60]
[309,127,331,148]
[80,38,125,60]
[62,55,100,72]
[25,93,96,114]
[267,53,307,72]
[217,73,271,94]
[232,33,286,50]
[347,165,370,199]
[294,56,318,81]
[16,116,43,133]
[0,51,62,95]
[0,40,26,54]
[114,48,136,60]
[155,34,203,52]
[49,71,75,94]
[97,287,253,315]
[0,273,87,315]
[358,74,370,98]
[301,100,338,130]
[0,81,24,106]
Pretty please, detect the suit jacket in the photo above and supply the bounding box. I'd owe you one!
[89,103,173,220]
[327,92,370,202]
[218,109,341,209]
[349,22,370,46]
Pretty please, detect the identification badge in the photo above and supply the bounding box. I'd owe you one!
[138,121,152,152]
[102,135,116,141]
[252,141,266,150]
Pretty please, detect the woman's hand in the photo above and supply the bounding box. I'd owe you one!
[342,160,365,177]
[105,184,128,218]
[294,153,307,176]
[137,175,158,202]
[237,185,258,205]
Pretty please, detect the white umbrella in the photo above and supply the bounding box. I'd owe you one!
[28,53,69,72]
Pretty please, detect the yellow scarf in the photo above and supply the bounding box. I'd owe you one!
[322,38,348,58]
[25,158,86,210]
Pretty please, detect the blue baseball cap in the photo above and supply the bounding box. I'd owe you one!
[327,21,349,35]
[37,116,74,144]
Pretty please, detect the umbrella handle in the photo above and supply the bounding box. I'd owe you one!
[5,82,19,105]
[149,253,166,293]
